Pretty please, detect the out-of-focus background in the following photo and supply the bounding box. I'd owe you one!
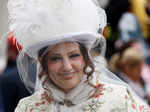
[0,0,8,74]
[0,1,30,112]
[0,0,150,112]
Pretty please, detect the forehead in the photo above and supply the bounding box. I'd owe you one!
[49,42,80,53]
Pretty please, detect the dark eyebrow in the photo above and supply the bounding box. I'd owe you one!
[48,52,61,57]
[68,49,81,54]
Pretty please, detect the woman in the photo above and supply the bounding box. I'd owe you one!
[108,46,150,103]
[6,0,150,111]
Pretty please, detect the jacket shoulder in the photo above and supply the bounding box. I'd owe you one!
[15,89,51,112]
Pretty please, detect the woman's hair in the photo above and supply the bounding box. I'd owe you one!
[38,42,94,86]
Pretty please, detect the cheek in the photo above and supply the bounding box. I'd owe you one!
[73,57,85,68]
[47,62,61,73]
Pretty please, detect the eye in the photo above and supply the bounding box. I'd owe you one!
[49,56,62,62]
[70,54,81,59]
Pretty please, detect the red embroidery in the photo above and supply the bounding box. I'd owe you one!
[94,93,104,98]
[35,102,40,106]
[30,108,33,112]
[131,104,136,110]
[92,84,104,98]
[41,92,46,100]
[47,96,52,103]
[139,105,144,111]
[41,101,46,104]
[94,84,104,89]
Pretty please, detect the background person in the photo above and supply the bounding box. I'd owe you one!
[0,33,30,112]
[108,43,150,104]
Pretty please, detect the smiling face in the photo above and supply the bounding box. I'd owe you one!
[47,42,85,93]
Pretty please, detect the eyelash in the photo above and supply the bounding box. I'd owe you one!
[49,54,81,62]
[49,57,61,62]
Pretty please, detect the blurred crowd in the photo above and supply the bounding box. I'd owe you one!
[0,0,150,111]
[105,0,150,105]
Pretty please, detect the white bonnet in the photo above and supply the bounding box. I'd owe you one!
[7,0,107,59]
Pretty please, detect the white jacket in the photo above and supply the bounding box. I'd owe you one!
[15,71,150,112]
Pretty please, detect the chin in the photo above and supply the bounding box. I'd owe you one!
[62,86,76,93]
[61,81,80,92]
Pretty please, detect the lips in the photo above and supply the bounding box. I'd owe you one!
[61,72,75,80]
[63,75,73,80]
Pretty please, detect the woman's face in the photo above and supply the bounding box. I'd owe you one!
[47,42,85,93]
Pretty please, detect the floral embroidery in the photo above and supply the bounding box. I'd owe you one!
[139,105,150,112]
[41,91,46,100]
[43,91,52,104]
[24,102,48,112]
[15,85,150,112]
[131,104,136,110]
[22,91,51,112]
[30,108,33,112]
[35,102,41,106]
[91,83,105,98]
[83,99,104,112]
[32,91,50,108]
[41,101,46,104]
[124,89,150,112]
[139,105,144,111]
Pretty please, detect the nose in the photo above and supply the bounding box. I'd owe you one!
[62,58,73,72]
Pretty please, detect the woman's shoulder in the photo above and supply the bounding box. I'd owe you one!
[88,82,150,111]
[102,81,145,103]
[15,88,51,112]
[101,81,129,98]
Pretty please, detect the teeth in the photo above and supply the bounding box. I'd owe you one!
[62,72,74,76]
[63,74,72,76]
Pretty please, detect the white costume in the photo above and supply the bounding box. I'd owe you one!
[6,0,150,111]
[15,71,150,112]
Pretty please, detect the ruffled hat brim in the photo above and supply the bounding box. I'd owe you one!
[26,32,100,58]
